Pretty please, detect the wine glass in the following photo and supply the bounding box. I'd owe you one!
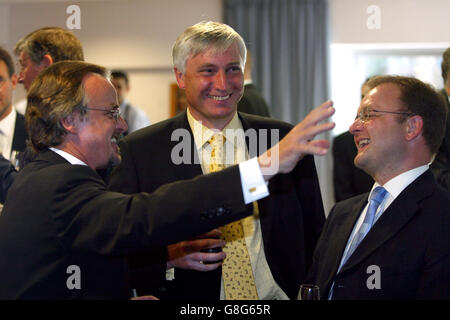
[298,284,320,300]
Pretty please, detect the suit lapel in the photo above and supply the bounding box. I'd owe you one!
[329,196,368,276]
[168,111,203,181]
[340,170,435,272]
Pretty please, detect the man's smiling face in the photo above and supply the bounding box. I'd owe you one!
[175,42,244,130]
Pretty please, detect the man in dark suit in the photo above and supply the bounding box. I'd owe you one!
[0,27,84,203]
[305,75,450,300]
[0,56,334,299]
[237,50,271,117]
[109,21,328,300]
[430,47,450,189]
[0,47,27,203]
[333,78,374,202]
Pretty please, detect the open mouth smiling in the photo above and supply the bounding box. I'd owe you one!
[207,93,231,101]
[356,138,370,150]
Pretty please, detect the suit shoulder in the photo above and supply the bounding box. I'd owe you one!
[239,113,292,134]
[333,131,353,144]
[122,116,184,145]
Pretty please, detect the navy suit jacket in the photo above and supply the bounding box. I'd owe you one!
[108,111,325,300]
[306,170,450,300]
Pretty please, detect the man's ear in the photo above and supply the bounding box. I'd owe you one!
[39,54,54,70]
[174,67,185,89]
[61,114,79,134]
[405,115,423,141]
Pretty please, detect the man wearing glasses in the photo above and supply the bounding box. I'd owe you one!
[0,60,335,299]
[304,75,450,300]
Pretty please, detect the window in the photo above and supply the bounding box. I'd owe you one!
[330,43,448,135]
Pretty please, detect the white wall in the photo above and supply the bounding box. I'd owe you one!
[330,0,450,43]
[3,0,222,123]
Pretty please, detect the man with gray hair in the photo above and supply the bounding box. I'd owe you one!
[109,21,329,300]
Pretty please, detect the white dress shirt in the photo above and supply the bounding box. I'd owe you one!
[186,108,288,300]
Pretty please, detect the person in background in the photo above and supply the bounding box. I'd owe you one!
[0,47,27,205]
[13,26,84,115]
[109,21,328,300]
[305,75,449,300]
[110,70,150,134]
[0,47,27,166]
[237,50,271,117]
[0,26,84,204]
[332,78,374,202]
[430,47,450,189]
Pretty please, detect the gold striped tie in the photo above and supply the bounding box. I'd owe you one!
[207,134,259,300]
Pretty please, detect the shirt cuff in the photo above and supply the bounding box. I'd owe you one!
[239,157,270,204]
[166,267,175,281]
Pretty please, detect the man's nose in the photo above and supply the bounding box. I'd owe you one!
[349,117,364,134]
[214,70,228,90]
[116,115,128,133]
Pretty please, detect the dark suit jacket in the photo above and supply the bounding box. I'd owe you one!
[11,112,27,154]
[108,111,325,300]
[0,112,27,203]
[237,84,271,117]
[306,170,450,300]
[0,149,253,299]
[430,89,450,190]
[332,131,373,202]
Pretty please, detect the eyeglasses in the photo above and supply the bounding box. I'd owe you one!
[355,108,414,122]
[85,106,121,121]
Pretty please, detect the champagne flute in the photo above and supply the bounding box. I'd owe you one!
[298,284,320,300]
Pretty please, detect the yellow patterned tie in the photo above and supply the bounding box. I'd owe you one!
[206,134,259,300]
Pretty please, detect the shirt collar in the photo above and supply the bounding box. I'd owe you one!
[371,165,429,200]
[49,147,88,166]
[186,108,243,150]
